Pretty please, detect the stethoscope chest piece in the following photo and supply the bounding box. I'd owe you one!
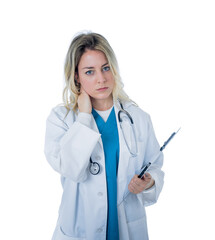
[89,159,100,175]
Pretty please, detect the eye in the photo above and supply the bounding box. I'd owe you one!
[85,70,94,75]
[103,66,110,72]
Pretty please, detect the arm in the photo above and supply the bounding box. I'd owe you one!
[44,107,101,182]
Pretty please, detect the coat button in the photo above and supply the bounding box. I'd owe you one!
[97,228,103,233]
[97,192,103,196]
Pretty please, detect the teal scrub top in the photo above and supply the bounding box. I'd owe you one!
[92,107,119,240]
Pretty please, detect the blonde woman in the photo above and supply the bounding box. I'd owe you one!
[44,32,164,240]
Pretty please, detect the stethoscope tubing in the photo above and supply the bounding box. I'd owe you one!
[89,100,136,175]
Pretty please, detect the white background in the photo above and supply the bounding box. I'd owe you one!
[0,0,214,239]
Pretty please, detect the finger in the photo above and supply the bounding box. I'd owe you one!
[80,87,90,97]
[133,175,148,186]
[128,183,135,193]
[132,178,143,188]
[128,179,140,192]
[128,184,140,194]
[143,173,152,182]
[131,175,146,188]
[129,180,145,193]
[128,175,149,194]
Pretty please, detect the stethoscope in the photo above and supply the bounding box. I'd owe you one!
[89,158,100,175]
[89,100,137,175]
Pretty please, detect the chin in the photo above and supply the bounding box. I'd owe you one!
[91,92,113,101]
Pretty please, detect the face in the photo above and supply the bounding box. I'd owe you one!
[76,49,115,102]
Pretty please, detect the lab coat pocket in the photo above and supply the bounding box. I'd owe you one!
[52,225,86,240]
[123,193,146,223]
[127,218,148,240]
[123,194,148,240]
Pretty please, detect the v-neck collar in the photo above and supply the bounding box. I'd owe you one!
[92,107,115,134]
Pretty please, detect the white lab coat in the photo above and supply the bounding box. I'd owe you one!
[44,100,164,240]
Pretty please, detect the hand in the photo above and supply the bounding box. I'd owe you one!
[128,173,155,194]
[77,87,92,114]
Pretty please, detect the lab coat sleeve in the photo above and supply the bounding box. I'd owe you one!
[44,107,101,182]
[137,114,164,207]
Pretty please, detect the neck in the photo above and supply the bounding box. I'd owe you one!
[91,96,113,111]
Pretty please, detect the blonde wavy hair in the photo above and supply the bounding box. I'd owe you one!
[63,31,132,113]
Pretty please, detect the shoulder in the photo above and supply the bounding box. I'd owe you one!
[123,101,150,121]
[47,104,77,126]
[121,101,153,140]
[51,104,70,118]
[122,101,153,135]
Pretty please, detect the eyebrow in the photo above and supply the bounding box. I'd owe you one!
[82,62,109,69]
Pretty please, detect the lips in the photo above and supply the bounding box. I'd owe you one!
[97,87,108,91]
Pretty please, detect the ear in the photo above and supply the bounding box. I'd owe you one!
[75,73,79,83]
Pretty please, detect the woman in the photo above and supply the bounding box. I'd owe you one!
[44,32,164,240]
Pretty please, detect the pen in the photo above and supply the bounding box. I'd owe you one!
[138,162,151,178]
[138,128,181,179]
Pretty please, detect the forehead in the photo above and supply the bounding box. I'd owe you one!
[78,49,108,68]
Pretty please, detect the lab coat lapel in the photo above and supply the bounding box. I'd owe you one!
[91,116,103,148]
[113,101,132,204]
[91,110,103,149]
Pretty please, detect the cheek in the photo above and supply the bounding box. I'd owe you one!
[109,77,115,89]
[108,72,115,85]
[80,79,94,93]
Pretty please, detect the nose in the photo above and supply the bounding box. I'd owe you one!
[97,71,106,83]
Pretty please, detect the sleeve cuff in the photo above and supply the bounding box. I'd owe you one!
[76,112,92,128]
[143,184,156,193]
